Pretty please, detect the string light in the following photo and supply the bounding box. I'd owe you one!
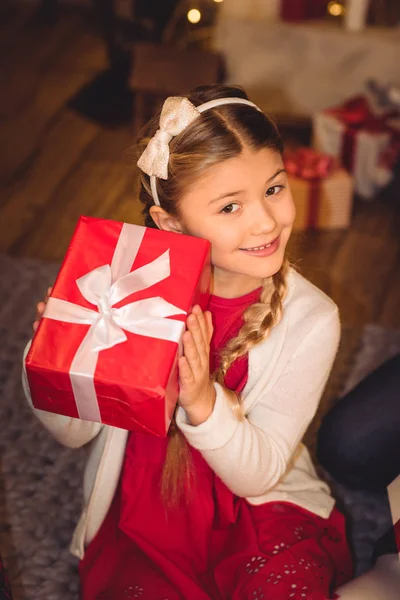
[327,1,344,17]
[213,0,224,3]
[187,8,201,23]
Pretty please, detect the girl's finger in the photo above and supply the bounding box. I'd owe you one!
[192,305,209,349]
[183,329,202,374]
[187,313,207,365]
[178,355,194,385]
[205,311,214,343]
[33,321,39,333]
[36,301,46,318]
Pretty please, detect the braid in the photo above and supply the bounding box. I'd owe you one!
[161,419,195,508]
[216,258,289,388]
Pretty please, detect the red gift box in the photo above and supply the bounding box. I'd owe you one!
[284,147,353,230]
[285,147,335,229]
[325,96,398,172]
[25,216,211,436]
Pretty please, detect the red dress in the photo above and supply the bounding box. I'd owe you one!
[80,288,353,600]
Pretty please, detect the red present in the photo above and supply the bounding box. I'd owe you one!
[284,147,353,231]
[25,216,211,436]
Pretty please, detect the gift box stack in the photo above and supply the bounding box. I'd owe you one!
[284,147,354,231]
[287,81,400,230]
[312,81,400,201]
[25,216,211,437]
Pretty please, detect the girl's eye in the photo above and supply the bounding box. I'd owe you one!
[221,202,240,214]
[266,185,284,196]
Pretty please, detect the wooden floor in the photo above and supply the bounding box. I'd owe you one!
[1,3,399,333]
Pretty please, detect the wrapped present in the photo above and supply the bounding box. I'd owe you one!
[285,147,353,231]
[25,216,211,436]
[313,95,400,199]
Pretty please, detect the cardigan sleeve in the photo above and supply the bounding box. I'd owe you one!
[176,307,340,498]
[22,342,103,449]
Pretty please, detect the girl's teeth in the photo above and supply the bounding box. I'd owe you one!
[248,243,271,250]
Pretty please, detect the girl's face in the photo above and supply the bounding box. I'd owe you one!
[180,147,295,296]
[152,147,296,298]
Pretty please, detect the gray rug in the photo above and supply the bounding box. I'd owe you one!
[0,254,400,599]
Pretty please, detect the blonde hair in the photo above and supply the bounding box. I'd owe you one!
[137,85,289,506]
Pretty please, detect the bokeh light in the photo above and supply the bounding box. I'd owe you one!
[187,9,202,24]
[327,1,344,17]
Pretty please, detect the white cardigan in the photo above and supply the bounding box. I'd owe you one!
[22,269,340,560]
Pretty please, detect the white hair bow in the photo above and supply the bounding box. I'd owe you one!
[137,97,200,180]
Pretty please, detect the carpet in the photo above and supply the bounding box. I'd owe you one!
[0,254,400,599]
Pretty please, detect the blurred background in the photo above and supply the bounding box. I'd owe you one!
[0,1,399,598]
[0,0,399,325]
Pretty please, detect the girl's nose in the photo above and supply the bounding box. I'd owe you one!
[251,200,277,235]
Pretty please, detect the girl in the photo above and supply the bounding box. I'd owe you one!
[24,85,356,599]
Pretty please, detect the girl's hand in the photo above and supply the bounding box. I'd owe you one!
[178,305,215,426]
[33,287,52,333]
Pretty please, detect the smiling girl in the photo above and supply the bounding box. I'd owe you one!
[25,85,355,599]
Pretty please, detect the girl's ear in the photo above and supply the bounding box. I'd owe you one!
[149,206,184,234]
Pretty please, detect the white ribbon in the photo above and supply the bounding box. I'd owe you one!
[43,223,186,422]
[137,97,200,180]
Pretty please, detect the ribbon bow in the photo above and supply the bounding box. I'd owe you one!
[327,95,397,134]
[284,147,335,180]
[137,97,200,179]
[45,251,186,353]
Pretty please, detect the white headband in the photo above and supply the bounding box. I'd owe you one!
[137,96,263,206]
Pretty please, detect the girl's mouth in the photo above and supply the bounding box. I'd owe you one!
[239,236,280,257]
